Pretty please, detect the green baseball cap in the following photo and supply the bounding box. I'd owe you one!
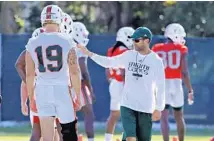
[129,27,152,41]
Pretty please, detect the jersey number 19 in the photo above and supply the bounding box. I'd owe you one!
[35,45,62,72]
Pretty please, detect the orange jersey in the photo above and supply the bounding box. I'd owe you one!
[107,46,128,82]
[152,43,188,79]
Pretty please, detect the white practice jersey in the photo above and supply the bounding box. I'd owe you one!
[26,32,76,85]
[90,50,165,113]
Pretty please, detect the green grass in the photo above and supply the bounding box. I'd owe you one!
[0,125,213,141]
[0,134,211,141]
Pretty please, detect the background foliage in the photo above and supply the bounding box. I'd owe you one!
[0,1,214,37]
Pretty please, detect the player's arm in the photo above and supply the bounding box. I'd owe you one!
[181,53,193,92]
[20,82,28,108]
[15,50,26,83]
[181,52,194,104]
[25,51,35,102]
[77,44,127,69]
[15,50,28,106]
[79,57,95,101]
[155,59,165,112]
[68,48,81,99]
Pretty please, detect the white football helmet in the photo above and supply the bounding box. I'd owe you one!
[61,13,73,34]
[164,23,186,44]
[72,22,89,46]
[116,27,135,49]
[40,5,63,26]
[32,27,45,38]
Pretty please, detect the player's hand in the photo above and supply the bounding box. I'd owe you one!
[77,44,93,57]
[152,110,161,121]
[21,103,29,116]
[188,90,194,105]
[74,96,82,111]
[30,99,38,113]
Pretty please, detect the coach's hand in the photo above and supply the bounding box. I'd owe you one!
[152,110,161,121]
[21,103,29,116]
[77,44,93,57]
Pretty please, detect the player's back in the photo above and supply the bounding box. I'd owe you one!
[152,42,188,79]
[26,32,75,85]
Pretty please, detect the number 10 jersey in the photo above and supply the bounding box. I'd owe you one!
[26,32,76,85]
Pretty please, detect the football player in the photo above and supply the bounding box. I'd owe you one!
[25,5,81,141]
[152,23,194,141]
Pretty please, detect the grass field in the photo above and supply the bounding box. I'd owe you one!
[0,134,212,141]
[0,123,213,141]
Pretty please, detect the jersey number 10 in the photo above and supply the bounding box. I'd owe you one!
[35,45,62,72]
[156,50,181,69]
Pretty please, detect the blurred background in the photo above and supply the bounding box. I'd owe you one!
[1,1,214,37]
[0,1,214,141]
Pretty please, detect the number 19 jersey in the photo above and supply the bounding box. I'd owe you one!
[26,32,76,85]
[152,43,188,79]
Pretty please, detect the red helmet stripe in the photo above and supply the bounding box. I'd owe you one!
[46,6,52,19]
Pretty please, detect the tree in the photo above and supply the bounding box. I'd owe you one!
[0,2,24,34]
[24,1,214,37]
[26,5,41,32]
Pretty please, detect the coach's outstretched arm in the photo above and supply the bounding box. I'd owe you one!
[153,58,165,121]
[77,44,127,69]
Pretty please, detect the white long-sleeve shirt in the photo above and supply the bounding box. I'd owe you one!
[91,50,165,113]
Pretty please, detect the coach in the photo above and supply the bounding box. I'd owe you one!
[78,27,165,141]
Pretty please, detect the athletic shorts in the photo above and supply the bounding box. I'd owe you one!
[109,79,124,111]
[35,84,76,124]
[121,106,152,141]
[165,79,184,108]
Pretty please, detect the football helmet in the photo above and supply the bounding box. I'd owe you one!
[40,5,63,26]
[116,27,135,49]
[164,23,186,44]
[72,22,89,46]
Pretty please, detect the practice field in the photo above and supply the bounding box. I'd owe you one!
[0,122,213,141]
[0,134,211,141]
